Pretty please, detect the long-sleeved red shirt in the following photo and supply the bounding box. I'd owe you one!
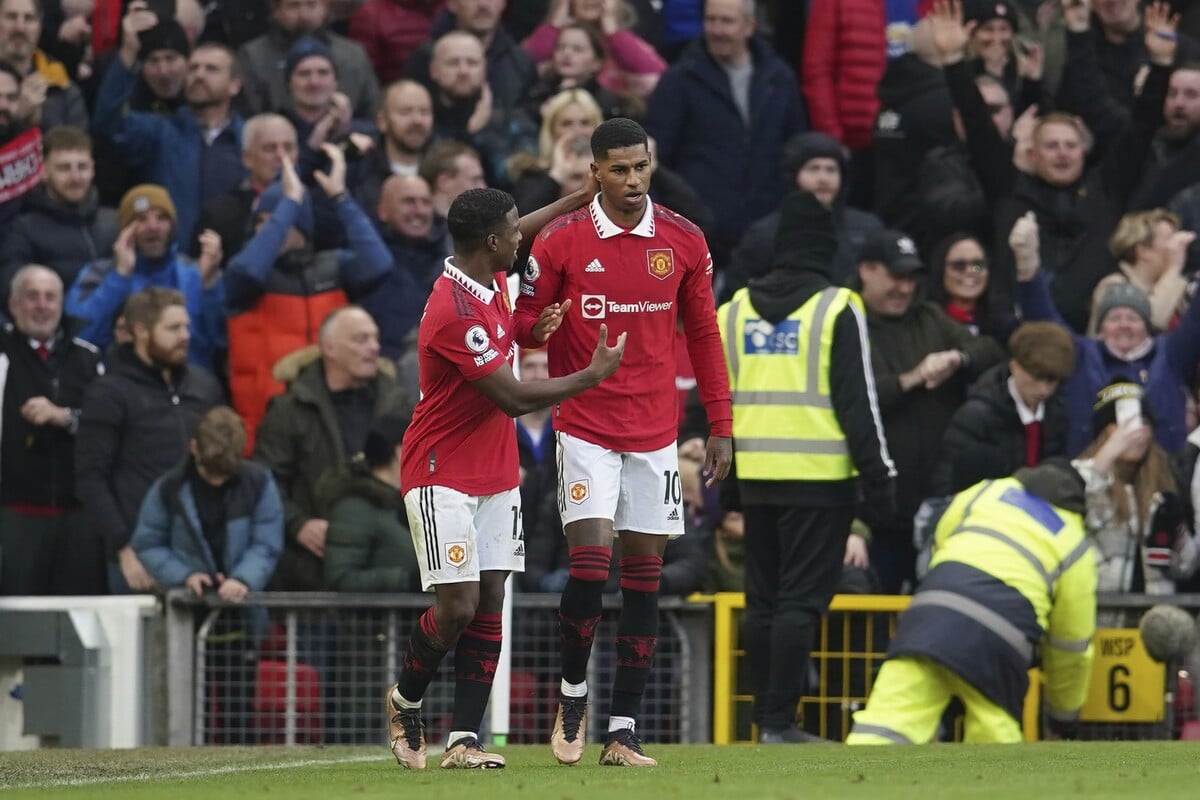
[514,195,732,453]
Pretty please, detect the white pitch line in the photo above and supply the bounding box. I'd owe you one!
[4,753,387,790]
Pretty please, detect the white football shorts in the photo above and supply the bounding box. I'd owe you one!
[556,431,685,537]
[404,485,525,591]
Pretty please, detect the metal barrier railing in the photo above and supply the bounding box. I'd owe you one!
[161,591,712,747]
[708,592,1194,743]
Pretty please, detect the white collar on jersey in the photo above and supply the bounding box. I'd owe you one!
[589,192,655,239]
[443,258,497,303]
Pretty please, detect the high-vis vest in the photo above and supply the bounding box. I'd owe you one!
[916,478,1096,718]
[718,286,860,481]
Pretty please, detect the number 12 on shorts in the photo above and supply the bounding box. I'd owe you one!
[662,470,681,505]
[510,505,524,540]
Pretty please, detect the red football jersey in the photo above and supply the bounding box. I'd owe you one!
[400,261,519,496]
[514,195,732,452]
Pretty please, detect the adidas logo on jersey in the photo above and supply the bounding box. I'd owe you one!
[667,508,680,521]
[584,259,605,273]
[496,324,506,338]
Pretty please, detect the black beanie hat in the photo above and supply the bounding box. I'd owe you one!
[139,20,191,61]
[771,191,838,277]
[781,132,846,185]
[962,0,1020,31]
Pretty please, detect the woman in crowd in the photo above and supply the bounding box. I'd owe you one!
[1087,209,1195,335]
[1073,383,1197,625]
[525,23,628,122]
[523,0,666,99]
[509,89,604,214]
[925,232,1016,346]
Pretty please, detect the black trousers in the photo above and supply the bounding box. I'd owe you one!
[740,504,852,731]
[0,507,107,595]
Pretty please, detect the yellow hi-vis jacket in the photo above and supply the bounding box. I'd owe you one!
[918,478,1097,721]
[718,286,859,482]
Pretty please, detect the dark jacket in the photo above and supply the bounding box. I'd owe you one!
[0,185,119,293]
[431,95,539,190]
[1129,132,1200,212]
[252,349,411,591]
[0,321,103,507]
[316,463,420,592]
[351,140,419,217]
[190,183,257,264]
[991,61,1170,332]
[872,53,956,231]
[729,193,896,511]
[131,458,284,591]
[406,25,536,113]
[236,23,380,118]
[360,220,452,359]
[75,344,223,558]
[722,205,882,302]
[929,363,1069,497]
[1057,26,1200,155]
[911,143,989,255]
[867,301,1004,526]
[644,36,807,251]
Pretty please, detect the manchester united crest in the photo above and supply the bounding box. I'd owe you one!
[568,480,589,504]
[646,248,674,280]
[446,541,467,567]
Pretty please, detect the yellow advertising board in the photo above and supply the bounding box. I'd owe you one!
[1080,629,1166,723]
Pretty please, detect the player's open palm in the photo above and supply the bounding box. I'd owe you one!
[588,323,626,381]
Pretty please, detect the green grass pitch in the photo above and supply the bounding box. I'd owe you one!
[1,742,1195,800]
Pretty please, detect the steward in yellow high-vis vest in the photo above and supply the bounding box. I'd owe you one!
[847,460,1097,744]
[717,192,896,743]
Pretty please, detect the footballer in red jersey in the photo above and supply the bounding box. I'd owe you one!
[512,118,732,767]
[386,188,626,772]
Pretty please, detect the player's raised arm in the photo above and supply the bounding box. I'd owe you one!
[514,175,599,268]
[471,325,626,418]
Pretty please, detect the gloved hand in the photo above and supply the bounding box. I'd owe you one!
[858,480,897,533]
[1146,492,1186,568]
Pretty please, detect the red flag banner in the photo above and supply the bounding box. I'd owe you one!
[0,127,42,205]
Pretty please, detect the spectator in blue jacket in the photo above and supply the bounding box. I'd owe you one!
[131,404,282,744]
[92,2,245,247]
[131,405,284,597]
[1010,212,1200,456]
[66,184,226,369]
[643,0,806,265]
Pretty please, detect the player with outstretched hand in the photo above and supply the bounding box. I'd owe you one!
[386,188,626,771]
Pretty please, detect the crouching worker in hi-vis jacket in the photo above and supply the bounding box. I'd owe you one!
[846,459,1097,744]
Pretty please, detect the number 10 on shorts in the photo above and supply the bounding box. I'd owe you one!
[663,470,681,505]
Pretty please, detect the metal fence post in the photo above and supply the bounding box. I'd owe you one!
[164,594,196,746]
[285,610,297,747]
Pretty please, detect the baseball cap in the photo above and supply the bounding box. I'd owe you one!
[859,230,925,276]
